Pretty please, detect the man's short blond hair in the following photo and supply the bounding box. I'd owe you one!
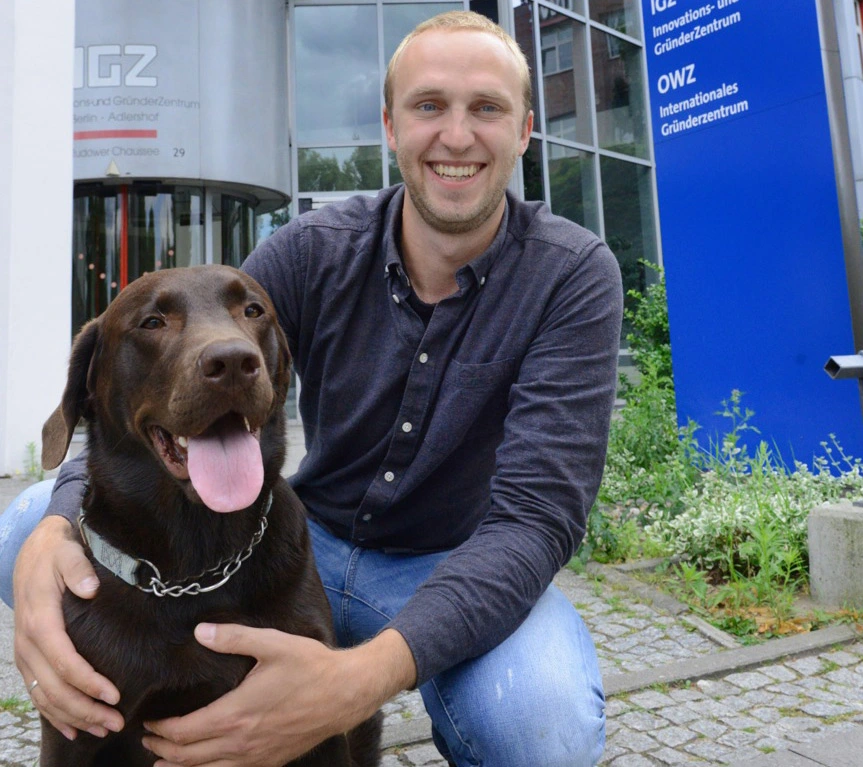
[384,11,533,124]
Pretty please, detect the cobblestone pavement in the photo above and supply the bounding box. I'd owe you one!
[2,469,862,765]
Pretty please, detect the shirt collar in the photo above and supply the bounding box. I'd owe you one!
[381,185,511,292]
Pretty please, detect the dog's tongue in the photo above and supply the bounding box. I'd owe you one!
[187,418,263,512]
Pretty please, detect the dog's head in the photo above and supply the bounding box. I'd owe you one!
[42,265,292,512]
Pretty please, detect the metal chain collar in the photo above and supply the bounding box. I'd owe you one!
[78,492,273,598]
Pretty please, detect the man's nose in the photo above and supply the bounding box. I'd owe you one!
[439,108,474,153]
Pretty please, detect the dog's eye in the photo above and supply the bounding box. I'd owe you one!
[245,303,264,319]
[140,316,165,330]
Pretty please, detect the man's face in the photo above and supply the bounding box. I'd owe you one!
[384,29,533,235]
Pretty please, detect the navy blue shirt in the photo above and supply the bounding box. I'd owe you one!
[243,185,623,682]
[50,185,622,684]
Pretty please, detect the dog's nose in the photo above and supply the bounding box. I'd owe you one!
[199,340,262,390]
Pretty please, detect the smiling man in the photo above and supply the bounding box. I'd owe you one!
[4,11,622,767]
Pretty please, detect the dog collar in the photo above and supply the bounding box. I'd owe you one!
[77,492,273,597]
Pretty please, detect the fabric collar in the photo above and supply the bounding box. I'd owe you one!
[382,185,512,292]
[77,493,272,597]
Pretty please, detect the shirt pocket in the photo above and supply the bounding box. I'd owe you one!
[425,358,517,452]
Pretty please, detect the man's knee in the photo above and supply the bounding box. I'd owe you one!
[474,684,605,766]
[424,668,606,767]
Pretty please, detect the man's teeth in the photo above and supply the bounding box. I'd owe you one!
[432,164,479,179]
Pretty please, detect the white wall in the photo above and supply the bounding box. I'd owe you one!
[0,0,75,474]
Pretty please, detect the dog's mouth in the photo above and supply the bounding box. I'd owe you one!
[150,412,264,513]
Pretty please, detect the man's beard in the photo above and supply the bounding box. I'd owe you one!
[396,148,518,235]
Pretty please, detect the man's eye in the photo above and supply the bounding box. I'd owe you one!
[418,103,438,113]
[140,317,164,330]
[478,104,501,114]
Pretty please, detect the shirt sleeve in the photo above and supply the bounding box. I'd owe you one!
[387,240,624,685]
[44,448,88,525]
[241,221,305,358]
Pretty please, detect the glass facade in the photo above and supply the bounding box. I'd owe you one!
[514,0,657,320]
[71,185,258,337]
[291,0,464,209]
[70,0,659,359]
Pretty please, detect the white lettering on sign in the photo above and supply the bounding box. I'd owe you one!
[74,45,158,89]
[657,64,696,94]
[650,0,677,14]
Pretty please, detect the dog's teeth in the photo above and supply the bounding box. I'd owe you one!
[244,417,251,433]
[177,436,189,449]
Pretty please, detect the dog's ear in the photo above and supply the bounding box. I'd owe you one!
[42,319,102,470]
[273,323,292,408]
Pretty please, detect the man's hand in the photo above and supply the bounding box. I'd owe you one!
[13,515,123,739]
[142,625,416,767]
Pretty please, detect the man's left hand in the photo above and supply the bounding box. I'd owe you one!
[142,623,416,767]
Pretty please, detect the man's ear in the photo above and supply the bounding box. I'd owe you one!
[518,110,534,156]
[42,319,102,470]
[383,106,398,153]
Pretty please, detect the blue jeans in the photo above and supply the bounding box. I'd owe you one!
[1,481,606,766]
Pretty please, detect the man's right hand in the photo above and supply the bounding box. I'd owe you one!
[13,515,124,739]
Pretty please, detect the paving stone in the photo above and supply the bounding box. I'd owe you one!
[606,698,634,717]
[752,735,792,753]
[689,719,728,739]
[749,706,783,724]
[403,744,446,765]
[800,701,856,717]
[598,741,631,763]
[724,671,772,690]
[695,679,738,698]
[658,705,700,726]
[628,690,677,710]
[684,738,733,760]
[716,728,760,748]
[653,725,697,748]
[819,649,860,666]
[651,746,704,764]
[668,688,705,703]
[608,728,661,753]
[609,754,658,767]
[824,667,863,687]
[759,664,799,682]
[786,656,827,676]
[619,711,667,732]
[719,713,763,731]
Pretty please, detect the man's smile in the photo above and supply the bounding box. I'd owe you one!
[429,163,483,180]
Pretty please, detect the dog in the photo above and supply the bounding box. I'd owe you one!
[39,265,381,766]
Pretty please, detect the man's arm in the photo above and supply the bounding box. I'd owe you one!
[13,450,124,739]
[389,240,624,685]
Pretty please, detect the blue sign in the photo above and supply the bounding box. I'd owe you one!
[641,0,863,463]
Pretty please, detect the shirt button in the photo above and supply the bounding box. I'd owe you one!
[362,513,372,522]
[392,294,400,304]
[419,353,429,364]
[402,422,413,433]
[384,471,395,482]
[480,276,486,286]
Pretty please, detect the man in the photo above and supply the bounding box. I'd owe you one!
[4,11,621,766]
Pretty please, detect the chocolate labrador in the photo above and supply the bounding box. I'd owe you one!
[39,265,381,766]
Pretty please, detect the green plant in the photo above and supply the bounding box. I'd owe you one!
[0,696,32,714]
[644,396,863,585]
[621,260,672,389]
[24,442,43,482]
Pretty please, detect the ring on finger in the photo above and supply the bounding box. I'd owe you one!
[27,679,39,695]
